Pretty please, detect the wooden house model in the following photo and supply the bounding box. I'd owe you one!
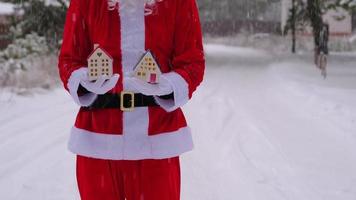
[133,50,162,84]
[87,44,113,81]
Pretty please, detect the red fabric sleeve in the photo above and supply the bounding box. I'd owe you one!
[171,0,205,99]
[58,0,91,91]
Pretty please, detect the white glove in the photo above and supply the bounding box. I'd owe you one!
[124,71,189,112]
[126,73,173,96]
[80,73,120,95]
[67,67,119,106]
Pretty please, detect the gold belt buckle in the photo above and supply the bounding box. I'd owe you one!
[120,91,135,112]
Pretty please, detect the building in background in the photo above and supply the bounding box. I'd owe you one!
[323,8,352,36]
[281,0,353,36]
[0,2,15,49]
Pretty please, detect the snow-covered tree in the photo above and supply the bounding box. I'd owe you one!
[3,0,68,50]
[0,32,50,87]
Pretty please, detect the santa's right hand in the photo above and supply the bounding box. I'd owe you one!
[67,67,119,106]
[80,73,120,95]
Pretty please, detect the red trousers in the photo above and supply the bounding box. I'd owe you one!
[76,155,181,200]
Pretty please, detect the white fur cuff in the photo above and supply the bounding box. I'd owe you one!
[67,68,98,107]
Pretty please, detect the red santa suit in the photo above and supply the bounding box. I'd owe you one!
[58,0,204,199]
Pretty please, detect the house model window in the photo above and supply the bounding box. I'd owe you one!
[87,43,113,81]
[133,50,162,84]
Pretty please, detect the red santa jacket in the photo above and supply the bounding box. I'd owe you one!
[58,0,205,160]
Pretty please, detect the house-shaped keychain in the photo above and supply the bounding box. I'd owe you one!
[133,50,162,84]
[87,44,113,81]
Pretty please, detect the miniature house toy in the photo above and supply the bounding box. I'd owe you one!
[133,50,162,84]
[87,44,113,81]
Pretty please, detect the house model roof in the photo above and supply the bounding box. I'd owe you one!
[133,50,162,84]
[134,50,161,72]
[87,44,114,81]
[87,44,113,60]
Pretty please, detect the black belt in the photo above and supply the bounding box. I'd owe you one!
[83,92,159,111]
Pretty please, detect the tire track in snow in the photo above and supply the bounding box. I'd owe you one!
[217,65,306,200]
[0,99,76,142]
[0,103,75,146]
[0,108,74,179]
[0,94,79,199]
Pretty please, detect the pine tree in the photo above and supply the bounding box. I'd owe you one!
[4,0,68,50]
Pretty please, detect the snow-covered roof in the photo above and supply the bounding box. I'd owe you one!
[340,0,356,6]
[45,0,69,7]
[0,2,15,15]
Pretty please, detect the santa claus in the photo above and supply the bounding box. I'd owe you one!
[58,0,205,199]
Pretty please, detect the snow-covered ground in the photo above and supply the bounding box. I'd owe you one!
[0,44,356,200]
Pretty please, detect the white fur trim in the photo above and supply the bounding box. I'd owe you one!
[154,72,189,112]
[118,0,153,159]
[118,0,145,74]
[68,126,194,160]
[67,68,98,107]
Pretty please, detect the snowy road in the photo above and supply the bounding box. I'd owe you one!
[1,44,356,200]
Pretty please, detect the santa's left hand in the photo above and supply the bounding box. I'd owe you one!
[125,71,189,112]
[127,74,173,96]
